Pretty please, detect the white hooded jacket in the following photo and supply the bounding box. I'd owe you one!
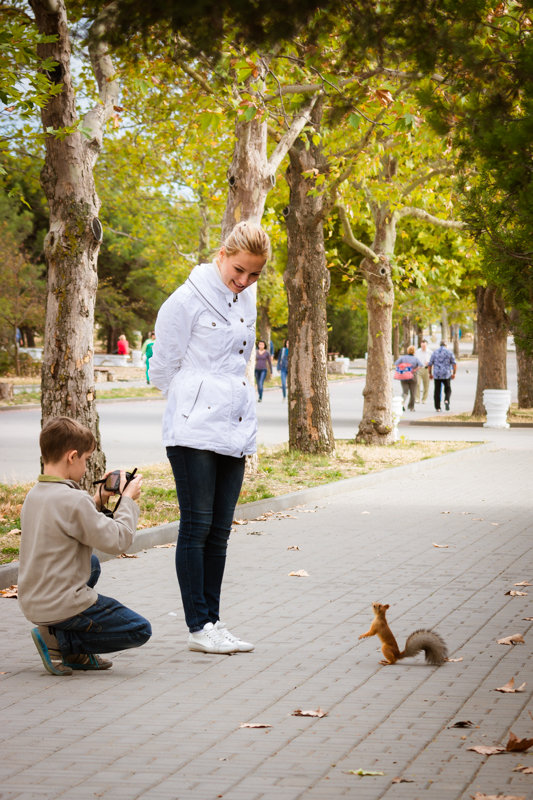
[149,261,258,458]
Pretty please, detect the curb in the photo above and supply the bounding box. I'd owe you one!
[409,420,533,428]
[0,442,487,589]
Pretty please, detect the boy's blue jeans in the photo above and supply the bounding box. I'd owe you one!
[51,556,152,655]
[255,368,267,400]
[167,445,245,632]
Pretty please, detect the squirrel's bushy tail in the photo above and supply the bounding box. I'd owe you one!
[401,629,448,665]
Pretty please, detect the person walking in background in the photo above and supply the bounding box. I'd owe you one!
[255,339,272,402]
[415,338,432,403]
[428,340,457,411]
[277,339,289,400]
[144,332,156,384]
[117,334,129,356]
[149,221,271,655]
[394,345,423,411]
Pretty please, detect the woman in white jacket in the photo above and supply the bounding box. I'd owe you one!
[150,221,270,654]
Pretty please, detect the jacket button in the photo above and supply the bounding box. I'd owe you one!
[243,341,246,345]
[239,417,242,421]
[228,303,231,308]
[242,381,246,385]
[240,318,244,322]
[239,349,244,354]
[212,322,216,327]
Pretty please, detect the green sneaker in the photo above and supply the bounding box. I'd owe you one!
[63,653,113,671]
[31,628,72,676]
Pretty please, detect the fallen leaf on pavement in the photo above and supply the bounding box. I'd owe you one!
[523,617,533,621]
[287,545,300,551]
[233,519,248,525]
[494,678,526,693]
[450,720,475,728]
[344,769,384,776]
[515,581,532,587]
[154,543,175,548]
[441,511,451,514]
[433,543,450,548]
[246,530,265,535]
[505,732,533,752]
[446,657,464,662]
[497,634,525,646]
[118,553,138,558]
[239,722,271,729]
[7,528,21,535]
[289,570,309,577]
[0,585,18,598]
[296,508,318,513]
[292,708,327,718]
[392,777,414,783]
[505,590,528,596]
[470,794,525,800]
[468,745,506,756]
[361,511,370,515]
[513,764,533,774]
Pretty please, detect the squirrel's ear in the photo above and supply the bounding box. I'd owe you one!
[384,604,390,610]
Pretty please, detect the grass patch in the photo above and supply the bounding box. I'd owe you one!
[0,438,475,564]
[421,403,533,424]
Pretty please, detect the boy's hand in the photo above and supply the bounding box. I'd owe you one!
[93,471,119,510]
[121,472,142,501]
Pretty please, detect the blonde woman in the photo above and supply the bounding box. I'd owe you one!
[150,221,270,654]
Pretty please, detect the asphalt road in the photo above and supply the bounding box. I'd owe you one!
[0,353,518,484]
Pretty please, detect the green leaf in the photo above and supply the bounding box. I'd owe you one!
[348,113,360,131]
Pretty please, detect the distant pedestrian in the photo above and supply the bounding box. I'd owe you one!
[144,332,156,384]
[394,345,422,411]
[117,334,129,356]
[428,341,457,411]
[277,339,289,400]
[255,340,272,402]
[150,220,271,654]
[415,339,432,403]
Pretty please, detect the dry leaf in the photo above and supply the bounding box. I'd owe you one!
[515,581,532,587]
[392,777,414,783]
[344,769,384,776]
[296,508,317,513]
[505,590,528,596]
[441,510,451,514]
[0,585,18,598]
[361,511,370,515]
[523,617,533,621]
[468,745,506,756]
[473,517,485,521]
[505,731,533,752]
[494,678,526,693]
[239,722,271,729]
[513,765,533,774]
[118,553,138,558]
[433,543,450,548]
[470,794,526,800]
[246,530,265,535]
[7,528,21,535]
[289,570,309,577]
[287,545,300,551]
[233,519,248,525]
[446,657,464,662]
[490,522,500,526]
[154,543,175,548]
[450,720,475,728]
[292,708,327,718]
[497,633,525,646]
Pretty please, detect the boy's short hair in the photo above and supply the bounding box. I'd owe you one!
[40,416,96,463]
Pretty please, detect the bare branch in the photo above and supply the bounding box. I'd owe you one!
[396,206,466,229]
[267,93,320,175]
[401,166,455,197]
[83,2,120,145]
[337,204,379,261]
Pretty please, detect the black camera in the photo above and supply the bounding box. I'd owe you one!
[104,469,136,493]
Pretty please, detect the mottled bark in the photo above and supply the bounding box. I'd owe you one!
[472,285,509,416]
[31,0,118,487]
[284,103,334,454]
[511,309,533,408]
[392,323,400,361]
[451,323,460,358]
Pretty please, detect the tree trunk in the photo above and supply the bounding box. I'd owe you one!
[451,323,460,358]
[392,323,400,361]
[31,0,117,487]
[472,319,478,355]
[402,316,411,351]
[257,303,271,347]
[284,106,334,454]
[511,309,533,408]
[472,285,509,416]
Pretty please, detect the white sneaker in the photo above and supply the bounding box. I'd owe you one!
[215,621,254,652]
[188,622,236,654]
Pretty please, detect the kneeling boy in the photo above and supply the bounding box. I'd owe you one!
[18,416,152,675]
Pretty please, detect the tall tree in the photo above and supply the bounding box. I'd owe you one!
[30,0,118,485]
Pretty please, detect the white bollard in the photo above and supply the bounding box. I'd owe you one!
[391,395,404,441]
[483,389,511,429]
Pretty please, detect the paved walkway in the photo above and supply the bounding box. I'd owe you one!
[1,433,532,800]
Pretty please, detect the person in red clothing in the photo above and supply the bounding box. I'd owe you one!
[117,334,129,355]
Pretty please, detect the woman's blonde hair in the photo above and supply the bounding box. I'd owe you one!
[223,220,271,261]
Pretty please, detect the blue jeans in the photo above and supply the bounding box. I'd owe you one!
[255,368,267,400]
[280,367,288,398]
[167,445,245,632]
[52,556,152,655]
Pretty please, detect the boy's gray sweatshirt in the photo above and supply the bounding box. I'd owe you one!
[18,476,139,625]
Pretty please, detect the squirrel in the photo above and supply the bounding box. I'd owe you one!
[359,602,448,666]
